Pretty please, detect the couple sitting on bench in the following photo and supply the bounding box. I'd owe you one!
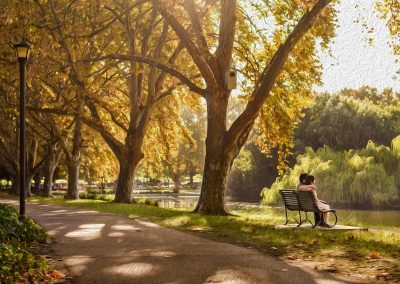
[297,173,331,227]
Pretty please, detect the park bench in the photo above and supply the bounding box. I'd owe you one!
[279,189,303,226]
[279,189,338,228]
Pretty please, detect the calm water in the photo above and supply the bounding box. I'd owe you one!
[154,197,400,228]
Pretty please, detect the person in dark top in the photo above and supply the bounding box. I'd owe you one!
[303,175,331,226]
[297,173,322,226]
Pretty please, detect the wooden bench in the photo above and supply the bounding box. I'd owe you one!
[278,190,302,226]
[279,189,338,228]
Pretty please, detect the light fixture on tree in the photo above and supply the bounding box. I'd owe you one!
[13,38,31,217]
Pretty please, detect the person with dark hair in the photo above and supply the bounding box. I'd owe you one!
[303,175,330,226]
[297,174,321,225]
[298,173,308,185]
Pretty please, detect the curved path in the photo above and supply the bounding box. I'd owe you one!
[5,200,364,283]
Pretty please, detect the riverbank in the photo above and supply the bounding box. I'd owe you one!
[2,193,399,282]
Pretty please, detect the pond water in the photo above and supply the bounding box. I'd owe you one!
[153,197,400,228]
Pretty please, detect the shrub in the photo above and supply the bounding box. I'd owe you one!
[0,204,48,283]
[0,204,46,243]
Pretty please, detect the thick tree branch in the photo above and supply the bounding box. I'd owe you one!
[153,0,217,88]
[225,0,331,149]
[82,98,124,158]
[82,54,206,96]
[184,0,212,59]
[215,0,237,76]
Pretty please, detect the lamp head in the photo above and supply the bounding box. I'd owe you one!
[13,38,31,60]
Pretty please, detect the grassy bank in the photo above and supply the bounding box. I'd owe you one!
[7,194,400,282]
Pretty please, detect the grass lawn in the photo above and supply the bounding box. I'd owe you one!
[2,193,399,282]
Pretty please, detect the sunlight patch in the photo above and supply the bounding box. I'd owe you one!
[104,262,154,276]
[135,220,159,228]
[205,269,249,283]
[79,224,105,229]
[65,224,105,239]
[108,232,124,237]
[111,225,139,231]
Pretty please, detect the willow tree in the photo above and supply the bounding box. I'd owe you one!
[136,0,336,214]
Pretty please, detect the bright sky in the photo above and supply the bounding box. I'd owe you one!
[316,0,400,93]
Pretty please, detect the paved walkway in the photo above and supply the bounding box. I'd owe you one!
[4,200,364,284]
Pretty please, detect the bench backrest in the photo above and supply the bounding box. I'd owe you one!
[295,190,319,212]
[279,190,300,211]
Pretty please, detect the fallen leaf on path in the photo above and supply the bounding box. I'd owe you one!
[369,252,380,259]
[50,270,65,279]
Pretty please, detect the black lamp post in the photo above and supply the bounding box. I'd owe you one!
[14,38,31,217]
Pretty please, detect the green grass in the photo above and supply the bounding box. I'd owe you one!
[4,193,400,282]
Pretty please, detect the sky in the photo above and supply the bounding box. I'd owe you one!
[316,0,400,93]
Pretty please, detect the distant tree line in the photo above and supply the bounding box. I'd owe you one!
[262,137,400,209]
[228,86,400,203]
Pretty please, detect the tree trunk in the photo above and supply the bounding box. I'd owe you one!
[114,151,142,203]
[189,164,195,186]
[25,174,33,197]
[195,151,233,215]
[11,174,19,195]
[194,91,233,215]
[43,143,60,198]
[66,159,80,199]
[32,173,41,194]
[64,117,82,200]
[43,162,56,197]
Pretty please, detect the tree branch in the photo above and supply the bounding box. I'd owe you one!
[153,0,217,88]
[215,0,237,76]
[225,0,332,149]
[82,54,206,96]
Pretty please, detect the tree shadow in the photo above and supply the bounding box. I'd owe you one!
[25,202,364,284]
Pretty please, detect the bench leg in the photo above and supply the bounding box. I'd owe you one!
[296,210,302,227]
[284,207,289,225]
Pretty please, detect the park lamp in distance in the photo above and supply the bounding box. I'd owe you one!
[13,38,31,60]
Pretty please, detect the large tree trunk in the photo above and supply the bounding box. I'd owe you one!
[114,149,143,203]
[194,92,235,215]
[65,117,82,200]
[66,159,80,199]
[195,153,233,215]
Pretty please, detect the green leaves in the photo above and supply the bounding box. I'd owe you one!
[262,135,400,208]
[0,204,48,283]
[0,204,46,243]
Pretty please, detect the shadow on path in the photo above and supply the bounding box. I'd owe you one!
[3,200,365,284]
